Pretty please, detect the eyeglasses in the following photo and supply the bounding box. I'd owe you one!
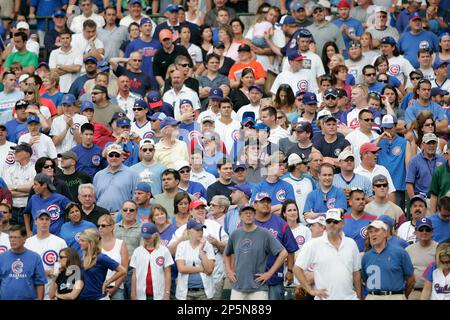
[378,79,389,83]
[122,208,136,212]
[179,63,190,68]
[313,8,323,13]
[131,59,142,62]
[365,73,376,77]
[133,107,145,112]
[59,255,67,259]
[179,168,191,174]
[417,227,432,233]
[373,183,388,188]
[324,96,337,100]
[25,91,34,95]
[363,118,374,122]
[277,116,284,120]
[97,224,112,228]
[108,152,121,158]
[92,92,103,95]
[142,148,154,152]
[43,164,55,169]
[326,219,340,225]
[440,260,450,265]
[423,123,434,127]
[411,76,422,81]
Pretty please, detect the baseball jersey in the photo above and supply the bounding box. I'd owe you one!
[303,186,348,215]
[0,249,47,300]
[179,181,207,203]
[131,120,154,140]
[0,232,10,253]
[343,213,377,252]
[251,179,296,207]
[377,135,407,191]
[422,262,450,300]
[282,174,315,224]
[25,234,67,299]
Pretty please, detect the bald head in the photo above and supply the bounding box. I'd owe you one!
[171,70,185,90]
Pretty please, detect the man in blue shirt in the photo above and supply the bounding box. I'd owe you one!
[251,153,296,215]
[332,0,364,59]
[253,192,298,300]
[395,0,422,34]
[343,189,377,252]
[71,122,104,178]
[376,114,407,209]
[398,13,440,69]
[405,133,447,198]
[304,163,347,219]
[0,225,47,300]
[225,183,252,235]
[362,219,415,300]
[175,159,207,202]
[5,99,28,143]
[105,118,140,167]
[404,79,448,132]
[429,195,450,243]
[378,215,409,249]
[362,65,385,94]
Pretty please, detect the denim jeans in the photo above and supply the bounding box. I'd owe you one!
[268,283,285,300]
[123,267,133,300]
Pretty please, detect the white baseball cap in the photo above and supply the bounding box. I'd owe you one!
[18,74,30,83]
[139,138,155,149]
[173,160,190,171]
[325,208,343,221]
[287,154,302,166]
[338,150,355,161]
[16,21,30,30]
[367,220,388,231]
[317,109,332,120]
[306,216,326,226]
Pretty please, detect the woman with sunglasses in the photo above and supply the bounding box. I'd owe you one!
[22,83,53,122]
[374,56,406,95]
[49,247,84,300]
[179,25,203,75]
[97,214,129,300]
[78,228,127,300]
[421,242,450,300]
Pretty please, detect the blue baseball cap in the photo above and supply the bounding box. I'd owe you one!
[141,222,158,239]
[27,115,40,124]
[53,10,66,17]
[134,99,148,109]
[410,194,427,207]
[302,92,318,105]
[288,51,304,61]
[410,12,422,21]
[381,36,396,46]
[83,56,97,64]
[293,2,305,11]
[146,91,163,109]
[180,99,193,108]
[276,15,296,27]
[117,118,131,128]
[248,84,264,94]
[228,183,252,198]
[254,122,270,131]
[166,4,180,12]
[433,61,448,70]
[149,112,167,121]
[297,28,312,39]
[36,209,51,218]
[232,163,247,171]
[160,116,180,129]
[209,87,223,100]
[97,60,110,72]
[378,215,394,228]
[140,17,151,26]
[135,182,152,193]
[431,87,448,96]
[80,101,94,112]
[415,217,433,230]
[254,192,272,202]
[242,113,256,127]
[187,219,207,231]
[61,94,76,105]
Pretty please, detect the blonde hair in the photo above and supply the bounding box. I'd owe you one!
[79,228,102,270]
[436,242,450,269]
[97,214,115,227]
[144,232,161,249]
[43,71,60,86]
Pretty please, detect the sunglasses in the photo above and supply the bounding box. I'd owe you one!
[324,96,336,100]
[16,105,28,110]
[423,123,434,127]
[59,255,67,259]
[363,118,374,122]
[277,116,284,120]
[417,227,432,233]
[92,92,103,95]
[133,107,145,112]
[365,73,376,77]
[25,91,34,95]
[97,224,112,228]
[179,169,191,174]
[142,148,154,152]
[440,260,450,265]
[378,79,389,83]
[411,76,422,81]
[108,152,121,158]
[132,59,142,62]
[373,183,388,188]
[179,63,190,68]
[122,208,136,212]
[326,219,340,225]
[314,9,323,13]
[43,164,55,169]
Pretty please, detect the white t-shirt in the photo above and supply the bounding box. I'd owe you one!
[268,126,290,145]
[25,234,67,299]
[214,119,241,156]
[397,221,417,245]
[345,129,379,167]
[190,170,217,190]
[345,55,371,84]
[175,240,216,300]
[71,33,105,74]
[187,43,203,65]
[70,13,105,34]
[271,68,318,95]
[236,103,260,122]
[354,164,396,193]
[162,86,201,121]
[282,174,315,224]
[48,47,83,93]
[18,133,58,164]
[131,120,154,139]
[288,224,312,286]
[197,108,239,124]
[0,232,10,253]
[281,51,325,80]
[295,233,361,300]
[383,55,414,85]
[0,141,16,163]
[50,114,88,154]
[130,245,174,300]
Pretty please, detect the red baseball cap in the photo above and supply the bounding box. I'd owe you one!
[189,199,206,210]
[360,142,381,155]
[337,0,350,9]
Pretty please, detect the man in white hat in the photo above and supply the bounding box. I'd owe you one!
[174,159,207,202]
[294,208,362,300]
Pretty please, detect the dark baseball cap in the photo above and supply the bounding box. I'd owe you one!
[10,143,33,155]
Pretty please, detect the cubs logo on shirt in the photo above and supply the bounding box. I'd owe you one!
[326,198,337,209]
[75,232,81,242]
[276,190,286,202]
[334,149,342,157]
[156,256,165,266]
[232,130,240,141]
[0,245,8,253]
[5,151,15,165]
[268,228,279,239]
[360,225,368,239]
[12,259,24,275]
[43,250,58,266]
[189,130,202,141]
[296,235,305,246]
[47,204,61,221]
[92,154,101,167]
[392,146,401,156]
[143,131,154,139]
[389,64,400,75]
[297,80,308,92]
[239,238,253,253]
[419,41,430,50]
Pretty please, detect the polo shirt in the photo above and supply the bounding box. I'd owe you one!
[354,164,396,193]
[0,89,24,119]
[190,170,216,190]
[343,213,377,252]
[361,243,414,292]
[344,129,379,167]
[303,186,348,214]
[0,161,35,208]
[48,47,82,93]
[295,232,361,300]
[405,152,446,196]
[333,173,373,198]
[154,139,189,169]
[152,45,191,81]
[162,85,201,120]
[114,221,141,257]
[81,205,110,225]
[429,162,450,198]
[428,213,450,243]
[405,101,447,125]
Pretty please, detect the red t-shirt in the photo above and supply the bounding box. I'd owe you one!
[145,248,154,296]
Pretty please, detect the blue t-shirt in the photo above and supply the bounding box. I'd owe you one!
[0,178,6,189]
[30,0,67,30]
[398,30,439,68]
[400,92,414,110]
[0,249,47,300]
[130,162,166,196]
[303,186,348,214]
[388,236,409,249]
[68,74,94,99]
[343,213,377,252]
[332,18,364,59]
[41,92,64,109]
[24,193,72,236]
[79,253,119,300]
[180,181,206,202]
[429,213,450,243]
[203,152,225,178]
[404,101,447,125]
[361,243,414,292]
[178,121,202,146]
[59,220,97,257]
[377,135,407,191]
[251,179,296,206]
[125,38,161,90]
[254,214,298,285]
[5,119,28,143]
[368,82,386,94]
[71,144,104,178]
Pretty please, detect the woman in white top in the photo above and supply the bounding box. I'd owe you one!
[421,242,450,300]
[175,219,215,300]
[130,222,173,300]
[98,214,129,300]
[185,0,205,26]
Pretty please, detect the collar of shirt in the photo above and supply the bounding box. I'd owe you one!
[321,231,346,250]
[117,220,140,229]
[107,163,126,174]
